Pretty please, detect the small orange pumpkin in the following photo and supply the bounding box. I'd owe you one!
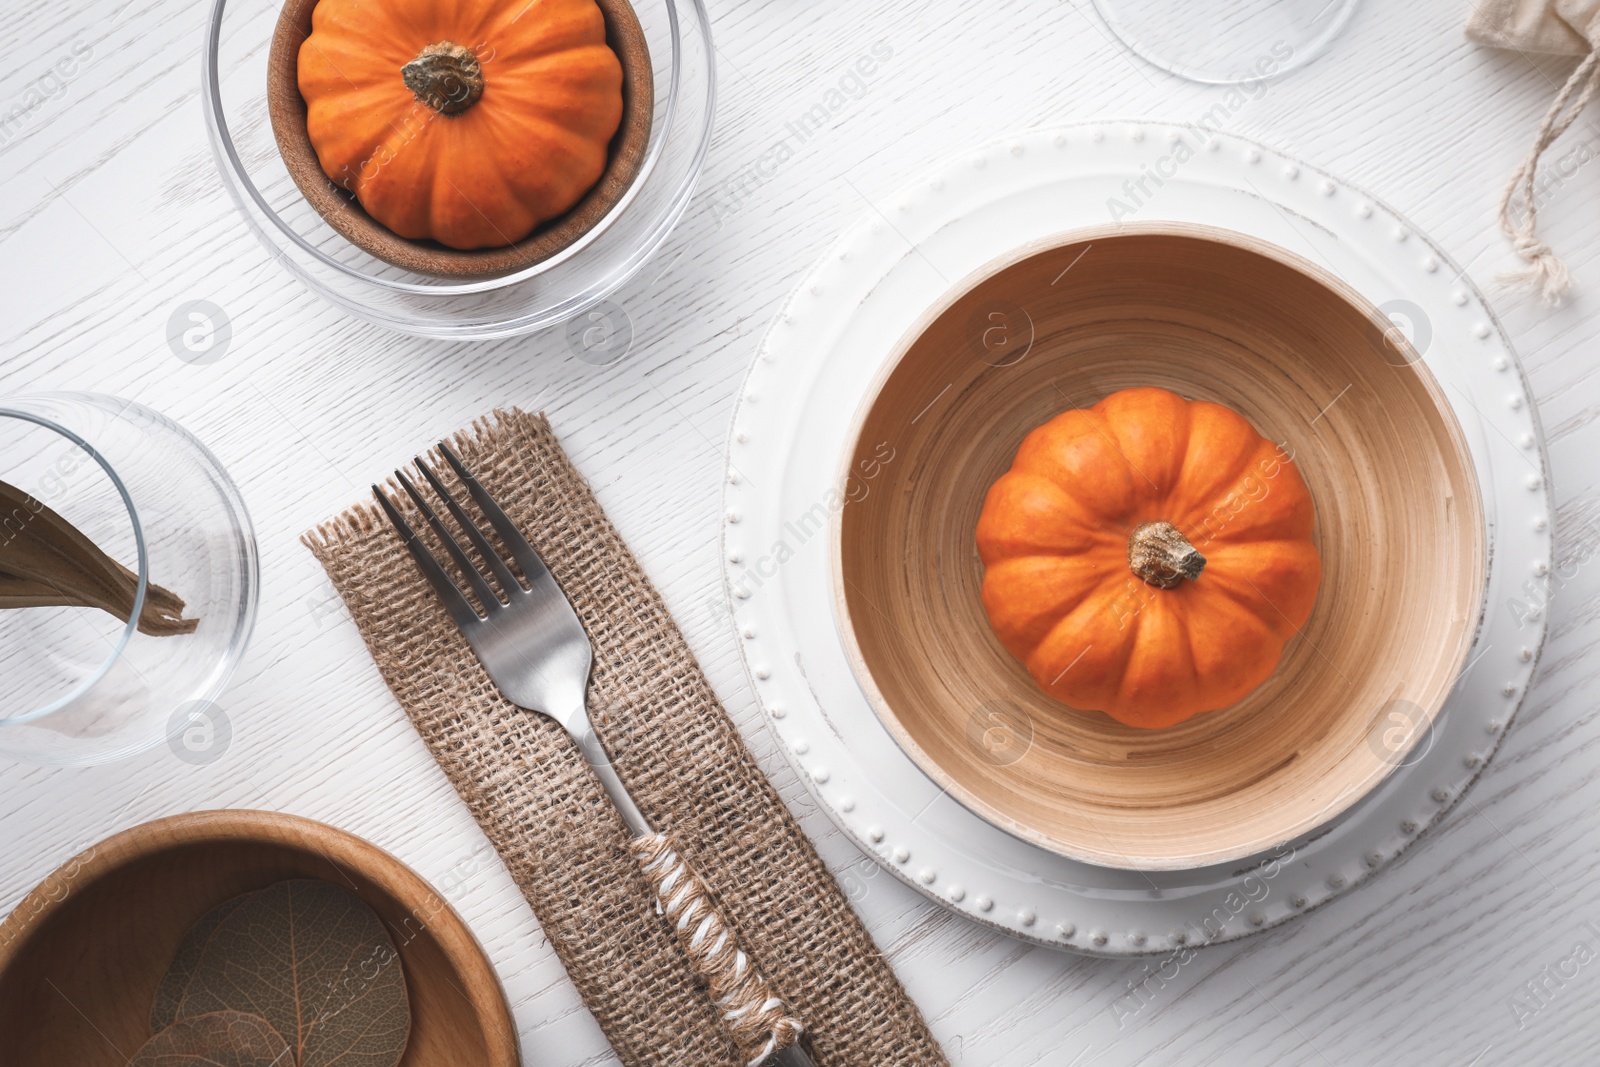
[976,387,1322,729]
[297,0,623,250]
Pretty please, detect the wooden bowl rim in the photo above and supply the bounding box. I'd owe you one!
[830,220,1487,871]
[266,0,654,279]
[0,808,519,1067]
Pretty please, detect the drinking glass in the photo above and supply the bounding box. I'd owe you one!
[1091,0,1360,84]
[0,394,258,765]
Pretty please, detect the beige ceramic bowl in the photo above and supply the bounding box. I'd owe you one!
[0,810,518,1066]
[833,223,1486,871]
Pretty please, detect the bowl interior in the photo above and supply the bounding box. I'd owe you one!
[0,811,516,1066]
[834,225,1485,871]
[266,0,654,278]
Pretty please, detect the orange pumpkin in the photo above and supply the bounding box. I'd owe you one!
[976,387,1322,729]
[297,0,623,250]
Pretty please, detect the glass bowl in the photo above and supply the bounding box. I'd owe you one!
[0,395,259,766]
[202,0,715,339]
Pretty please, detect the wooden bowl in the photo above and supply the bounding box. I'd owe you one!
[0,810,519,1066]
[834,223,1485,871]
[266,0,653,278]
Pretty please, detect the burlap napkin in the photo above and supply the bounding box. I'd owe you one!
[303,409,947,1067]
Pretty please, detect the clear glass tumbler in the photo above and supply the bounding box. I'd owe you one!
[1091,0,1360,85]
[0,394,258,765]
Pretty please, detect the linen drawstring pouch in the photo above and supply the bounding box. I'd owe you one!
[1468,0,1600,304]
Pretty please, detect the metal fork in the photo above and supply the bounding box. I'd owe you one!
[374,444,810,1067]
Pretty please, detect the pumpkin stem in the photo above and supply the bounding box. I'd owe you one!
[1128,521,1206,589]
[402,42,484,116]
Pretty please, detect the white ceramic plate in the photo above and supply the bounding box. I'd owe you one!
[722,123,1552,956]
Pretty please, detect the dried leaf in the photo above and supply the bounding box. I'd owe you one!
[151,893,255,1032]
[128,1010,291,1066]
[175,880,410,1067]
[0,478,196,635]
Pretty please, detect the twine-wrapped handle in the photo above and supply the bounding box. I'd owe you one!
[631,833,804,1066]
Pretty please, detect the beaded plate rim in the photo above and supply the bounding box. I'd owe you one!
[720,121,1552,956]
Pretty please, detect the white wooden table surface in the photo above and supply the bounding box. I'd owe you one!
[4,0,1600,1063]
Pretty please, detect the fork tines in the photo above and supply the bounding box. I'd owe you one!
[372,443,550,625]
